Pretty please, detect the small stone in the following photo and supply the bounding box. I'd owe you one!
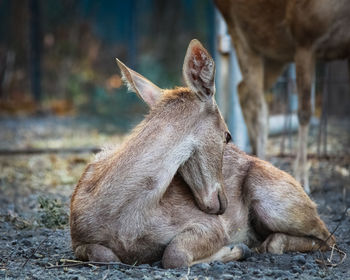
[247,257,257,262]
[291,265,302,274]
[273,269,289,277]
[293,255,306,265]
[22,239,32,246]
[226,261,236,267]
[193,263,211,270]
[221,273,234,280]
[211,261,225,271]
[305,262,315,269]
[34,253,43,258]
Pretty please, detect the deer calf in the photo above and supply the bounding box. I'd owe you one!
[70,40,231,267]
[70,40,335,269]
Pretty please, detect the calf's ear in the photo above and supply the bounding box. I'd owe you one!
[116,59,162,108]
[183,39,216,101]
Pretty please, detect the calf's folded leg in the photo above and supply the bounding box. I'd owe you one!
[192,243,251,265]
[162,223,248,268]
[247,161,335,252]
[259,233,333,254]
[74,244,120,262]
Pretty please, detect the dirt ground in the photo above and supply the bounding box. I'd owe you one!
[0,116,349,279]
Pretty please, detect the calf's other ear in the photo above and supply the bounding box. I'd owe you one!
[116,59,162,108]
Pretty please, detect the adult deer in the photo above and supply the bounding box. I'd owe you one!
[215,0,350,193]
[70,40,334,268]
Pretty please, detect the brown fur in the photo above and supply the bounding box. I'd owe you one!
[215,0,350,193]
[71,143,335,268]
[70,39,334,268]
[71,40,232,267]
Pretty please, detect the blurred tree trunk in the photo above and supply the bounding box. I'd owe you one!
[28,0,42,102]
[0,49,6,98]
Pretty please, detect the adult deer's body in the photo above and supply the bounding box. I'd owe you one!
[215,0,350,193]
[71,40,334,268]
[70,40,231,267]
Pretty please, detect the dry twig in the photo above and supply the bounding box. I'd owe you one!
[315,207,348,267]
[21,235,50,268]
[46,259,164,271]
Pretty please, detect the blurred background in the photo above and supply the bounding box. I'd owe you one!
[0,0,217,132]
[1,0,349,138]
[0,2,349,278]
[1,0,349,146]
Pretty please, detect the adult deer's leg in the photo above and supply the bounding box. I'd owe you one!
[231,33,267,158]
[264,59,289,153]
[237,58,285,158]
[294,48,315,194]
[263,59,286,92]
[162,222,248,268]
[74,244,120,262]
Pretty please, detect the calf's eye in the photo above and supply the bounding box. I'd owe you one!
[225,131,231,144]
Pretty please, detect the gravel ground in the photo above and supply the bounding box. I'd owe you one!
[0,116,349,279]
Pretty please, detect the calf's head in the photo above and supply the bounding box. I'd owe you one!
[117,39,229,215]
